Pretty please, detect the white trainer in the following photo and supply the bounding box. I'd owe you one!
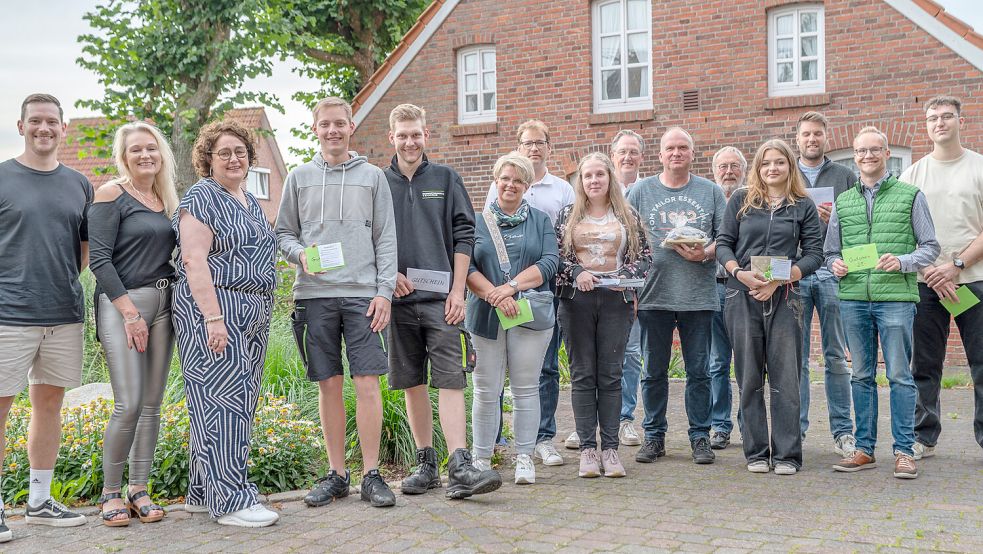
[564,431,581,450]
[473,457,492,472]
[747,460,770,473]
[834,434,857,457]
[216,503,279,528]
[774,463,798,475]
[534,441,564,466]
[912,442,935,460]
[619,420,642,446]
[514,454,536,485]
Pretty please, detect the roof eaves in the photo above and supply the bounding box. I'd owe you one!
[888,0,983,71]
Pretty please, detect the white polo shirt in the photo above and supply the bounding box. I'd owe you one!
[484,172,575,225]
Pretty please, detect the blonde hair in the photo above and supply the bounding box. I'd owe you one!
[389,103,426,130]
[854,125,888,148]
[562,152,643,261]
[492,152,534,184]
[106,122,179,216]
[515,119,550,144]
[313,96,352,123]
[739,139,807,218]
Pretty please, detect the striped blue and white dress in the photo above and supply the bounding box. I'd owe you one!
[171,178,277,518]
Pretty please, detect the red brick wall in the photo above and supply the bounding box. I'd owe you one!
[352,0,981,367]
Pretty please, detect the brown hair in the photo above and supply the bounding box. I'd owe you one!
[515,119,550,144]
[191,119,258,179]
[796,111,829,132]
[740,139,807,218]
[924,95,961,115]
[389,103,426,130]
[21,93,63,122]
[313,96,353,123]
[562,152,643,261]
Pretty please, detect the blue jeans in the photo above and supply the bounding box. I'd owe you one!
[798,270,854,440]
[638,309,713,443]
[709,282,733,434]
[620,319,643,421]
[537,304,562,443]
[840,301,917,457]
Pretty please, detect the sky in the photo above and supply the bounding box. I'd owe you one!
[0,1,980,165]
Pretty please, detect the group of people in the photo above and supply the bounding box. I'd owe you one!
[0,91,980,542]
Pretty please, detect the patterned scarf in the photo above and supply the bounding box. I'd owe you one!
[489,199,531,228]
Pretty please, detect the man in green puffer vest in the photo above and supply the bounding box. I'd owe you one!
[823,126,940,480]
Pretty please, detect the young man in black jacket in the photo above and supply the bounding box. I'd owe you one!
[384,104,501,499]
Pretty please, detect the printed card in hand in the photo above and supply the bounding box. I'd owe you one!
[750,256,789,281]
[496,298,534,330]
[304,243,345,273]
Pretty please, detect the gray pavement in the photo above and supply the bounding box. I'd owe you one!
[5,382,983,553]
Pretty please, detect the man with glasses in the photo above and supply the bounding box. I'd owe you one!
[827,126,939,479]
[610,129,646,447]
[707,146,747,450]
[901,96,983,460]
[795,111,858,457]
[484,120,574,466]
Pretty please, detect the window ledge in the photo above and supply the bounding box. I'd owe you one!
[450,122,498,136]
[764,93,830,110]
[588,110,655,125]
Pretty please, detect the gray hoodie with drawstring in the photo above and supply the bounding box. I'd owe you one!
[276,151,397,301]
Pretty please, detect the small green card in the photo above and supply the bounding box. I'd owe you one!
[304,243,345,273]
[940,285,981,317]
[496,298,534,330]
[842,243,879,272]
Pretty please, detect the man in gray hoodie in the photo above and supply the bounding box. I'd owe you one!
[276,97,398,508]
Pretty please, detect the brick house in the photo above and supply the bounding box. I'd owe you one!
[58,107,287,223]
[348,0,981,367]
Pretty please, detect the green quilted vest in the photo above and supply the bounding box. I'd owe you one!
[836,175,920,302]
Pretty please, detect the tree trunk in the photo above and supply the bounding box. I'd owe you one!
[172,120,198,197]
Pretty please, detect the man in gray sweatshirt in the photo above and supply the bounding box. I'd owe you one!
[276,97,398,508]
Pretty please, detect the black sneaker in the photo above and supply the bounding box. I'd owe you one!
[0,508,11,543]
[304,469,350,507]
[360,469,396,507]
[710,430,730,450]
[401,446,442,495]
[24,498,86,527]
[446,448,502,499]
[692,436,715,464]
[635,439,665,463]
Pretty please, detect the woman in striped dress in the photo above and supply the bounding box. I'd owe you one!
[172,120,279,527]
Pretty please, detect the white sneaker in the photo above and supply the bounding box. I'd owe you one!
[514,454,536,485]
[184,503,210,513]
[534,441,564,466]
[216,503,279,528]
[618,421,642,446]
[747,460,770,473]
[912,442,935,460]
[834,434,857,457]
[473,457,492,472]
[774,462,798,475]
[564,431,580,450]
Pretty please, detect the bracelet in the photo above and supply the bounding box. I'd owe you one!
[204,314,225,324]
[123,314,142,324]
[731,267,742,279]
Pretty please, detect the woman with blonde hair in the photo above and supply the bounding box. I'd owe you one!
[555,152,651,478]
[715,139,824,475]
[90,121,179,526]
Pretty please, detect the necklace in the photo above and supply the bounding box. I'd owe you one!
[127,181,160,210]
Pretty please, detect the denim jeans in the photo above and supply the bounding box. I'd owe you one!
[620,319,643,421]
[913,281,983,449]
[537,295,562,443]
[709,282,734,434]
[840,300,917,457]
[725,286,803,468]
[559,289,633,451]
[638,309,713,443]
[798,270,854,440]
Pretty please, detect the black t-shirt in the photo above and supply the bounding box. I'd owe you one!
[0,159,93,325]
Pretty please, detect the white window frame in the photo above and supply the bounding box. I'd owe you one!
[457,46,496,124]
[592,0,653,114]
[247,167,270,200]
[828,146,912,178]
[768,4,825,97]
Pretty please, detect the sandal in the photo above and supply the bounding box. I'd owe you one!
[98,492,131,527]
[127,490,165,523]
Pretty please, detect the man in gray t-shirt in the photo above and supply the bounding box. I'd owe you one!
[0,94,91,537]
[627,127,725,466]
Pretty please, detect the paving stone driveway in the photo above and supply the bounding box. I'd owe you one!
[6,382,983,553]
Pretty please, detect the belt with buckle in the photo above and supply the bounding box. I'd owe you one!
[155,278,172,290]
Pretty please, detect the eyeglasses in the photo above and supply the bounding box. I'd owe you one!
[614,149,642,157]
[854,147,885,157]
[716,163,742,172]
[926,113,958,124]
[209,147,248,161]
[519,140,549,149]
[497,176,527,186]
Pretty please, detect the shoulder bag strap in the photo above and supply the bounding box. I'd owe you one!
[482,209,512,281]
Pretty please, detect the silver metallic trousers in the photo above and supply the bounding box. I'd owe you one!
[98,285,175,489]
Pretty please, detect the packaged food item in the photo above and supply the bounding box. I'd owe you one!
[661,216,709,248]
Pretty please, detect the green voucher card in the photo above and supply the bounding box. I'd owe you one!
[940,286,981,317]
[842,244,879,272]
[304,243,345,273]
[496,298,534,330]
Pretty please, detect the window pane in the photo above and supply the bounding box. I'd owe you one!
[776,14,793,36]
[800,11,817,33]
[887,157,903,176]
[482,71,495,90]
[602,69,621,100]
[464,53,476,73]
[776,38,793,60]
[465,94,478,113]
[777,62,793,83]
[627,33,648,65]
[626,0,647,31]
[482,51,495,69]
[801,60,817,81]
[801,36,817,57]
[465,74,478,92]
[483,92,496,111]
[628,66,647,98]
[600,2,621,34]
[601,36,621,67]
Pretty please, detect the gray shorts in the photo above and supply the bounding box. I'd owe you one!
[388,301,467,390]
[0,323,84,397]
[291,298,389,381]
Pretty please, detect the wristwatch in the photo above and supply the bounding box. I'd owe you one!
[953,257,966,270]
[508,279,519,291]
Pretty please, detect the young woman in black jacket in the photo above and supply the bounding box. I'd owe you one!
[715,139,824,476]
